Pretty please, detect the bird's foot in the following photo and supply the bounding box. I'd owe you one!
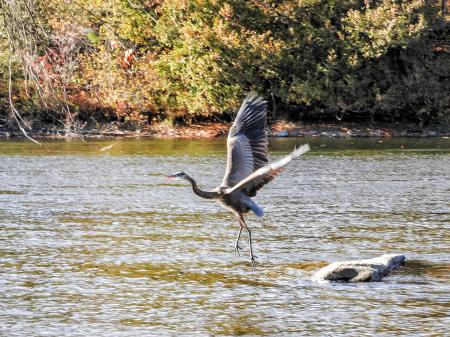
[250,253,258,269]
[250,255,257,269]
[234,245,243,258]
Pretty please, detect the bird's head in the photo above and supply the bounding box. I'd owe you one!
[166,172,188,180]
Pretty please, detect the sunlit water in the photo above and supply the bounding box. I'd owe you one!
[0,138,449,336]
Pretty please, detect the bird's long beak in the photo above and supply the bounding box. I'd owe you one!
[166,174,177,179]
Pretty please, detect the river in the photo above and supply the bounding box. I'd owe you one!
[0,137,449,336]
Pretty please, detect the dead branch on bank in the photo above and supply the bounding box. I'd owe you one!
[0,0,83,142]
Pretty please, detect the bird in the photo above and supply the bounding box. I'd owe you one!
[167,93,310,267]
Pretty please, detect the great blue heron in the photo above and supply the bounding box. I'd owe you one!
[167,93,310,267]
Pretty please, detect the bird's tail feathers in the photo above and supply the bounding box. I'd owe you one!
[249,200,264,217]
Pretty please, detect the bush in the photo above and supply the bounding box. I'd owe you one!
[1,0,449,128]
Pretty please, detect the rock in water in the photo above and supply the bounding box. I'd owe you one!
[274,130,289,137]
[312,254,405,282]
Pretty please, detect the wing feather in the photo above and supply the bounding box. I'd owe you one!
[222,135,254,188]
[225,144,310,196]
[221,93,268,188]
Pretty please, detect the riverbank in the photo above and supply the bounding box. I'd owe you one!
[1,120,449,140]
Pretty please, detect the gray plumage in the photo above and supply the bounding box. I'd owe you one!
[221,93,268,190]
[167,93,310,267]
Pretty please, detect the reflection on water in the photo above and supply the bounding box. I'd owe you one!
[0,138,449,336]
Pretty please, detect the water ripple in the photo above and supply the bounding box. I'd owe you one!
[0,138,449,336]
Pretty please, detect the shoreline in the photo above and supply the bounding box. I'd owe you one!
[0,121,449,140]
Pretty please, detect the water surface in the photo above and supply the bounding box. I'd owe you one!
[1,138,449,336]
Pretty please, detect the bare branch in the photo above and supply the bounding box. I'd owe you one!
[1,0,85,139]
[7,44,41,145]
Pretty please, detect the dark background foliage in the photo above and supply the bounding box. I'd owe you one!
[1,0,449,130]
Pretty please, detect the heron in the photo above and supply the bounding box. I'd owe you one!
[167,93,310,267]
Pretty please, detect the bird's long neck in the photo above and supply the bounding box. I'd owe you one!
[185,175,219,199]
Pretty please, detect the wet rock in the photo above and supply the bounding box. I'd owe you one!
[423,130,439,137]
[274,130,289,137]
[300,130,319,137]
[312,254,405,282]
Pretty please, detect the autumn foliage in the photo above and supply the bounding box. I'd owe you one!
[0,0,449,130]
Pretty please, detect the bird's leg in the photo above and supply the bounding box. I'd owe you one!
[234,224,243,258]
[239,215,257,268]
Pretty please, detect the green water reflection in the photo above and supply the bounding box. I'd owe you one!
[0,136,449,156]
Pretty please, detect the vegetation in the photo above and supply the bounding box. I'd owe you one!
[0,0,449,135]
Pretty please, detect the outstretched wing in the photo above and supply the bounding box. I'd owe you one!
[221,93,268,189]
[225,144,310,196]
